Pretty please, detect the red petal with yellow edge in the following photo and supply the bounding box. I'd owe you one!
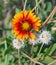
[33,26,39,32]
[28,11,34,19]
[22,34,28,40]
[19,31,28,40]
[14,12,23,19]
[12,30,20,37]
[34,20,41,26]
[23,11,29,18]
[34,17,40,22]
[28,32,36,40]
[17,33,23,40]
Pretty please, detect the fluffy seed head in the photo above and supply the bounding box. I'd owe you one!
[12,39,24,49]
[37,31,52,44]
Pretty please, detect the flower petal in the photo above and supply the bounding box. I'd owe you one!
[34,20,41,26]
[33,26,40,31]
[23,10,29,18]
[28,32,36,40]
[17,33,23,40]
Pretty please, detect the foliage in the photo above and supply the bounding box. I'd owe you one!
[0,0,56,65]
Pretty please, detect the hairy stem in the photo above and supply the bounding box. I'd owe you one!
[35,0,38,14]
[30,44,34,65]
[42,6,56,26]
[21,51,44,65]
[23,0,27,10]
[37,43,44,59]
[18,50,21,65]
[32,0,42,11]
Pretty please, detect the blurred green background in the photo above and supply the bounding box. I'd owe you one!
[0,0,56,65]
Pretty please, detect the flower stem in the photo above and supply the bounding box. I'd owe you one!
[42,6,56,26]
[48,60,56,65]
[21,51,44,65]
[30,44,34,65]
[23,0,27,11]
[4,41,9,65]
[37,43,44,59]
[32,0,42,11]
[18,50,21,65]
[35,0,38,14]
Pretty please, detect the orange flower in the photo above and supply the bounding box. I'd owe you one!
[11,10,41,40]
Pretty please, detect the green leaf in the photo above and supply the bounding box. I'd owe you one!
[40,44,53,60]
[44,48,48,52]
[0,63,5,65]
[42,57,54,64]
[15,8,21,13]
[26,60,29,63]
[4,47,14,55]
[34,46,38,53]
[24,62,28,65]
[38,6,47,18]
[46,2,52,12]
[5,55,9,65]
[26,4,31,10]
[48,43,56,56]
[38,53,43,59]
[22,59,25,63]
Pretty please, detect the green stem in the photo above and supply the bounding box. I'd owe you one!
[32,0,42,11]
[4,41,8,65]
[18,50,21,65]
[35,0,38,15]
[37,43,44,59]
[0,27,12,31]
[30,44,34,65]
[23,0,27,10]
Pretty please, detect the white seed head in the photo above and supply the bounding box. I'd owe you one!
[29,39,37,45]
[12,39,24,49]
[37,31,52,44]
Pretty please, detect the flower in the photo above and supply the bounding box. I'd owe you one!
[29,39,37,45]
[37,31,52,44]
[12,39,24,49]
[11,10,41,40]
[29,33,37,45]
